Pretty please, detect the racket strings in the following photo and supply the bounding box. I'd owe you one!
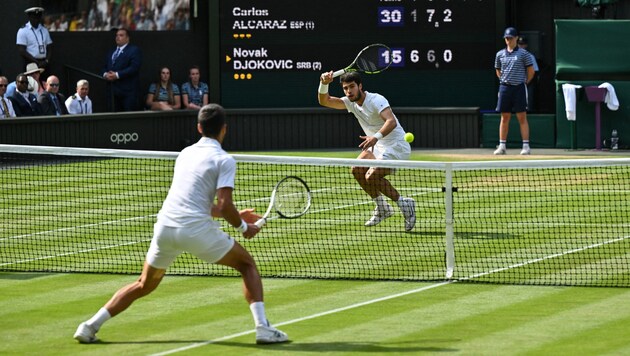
[274,181,310,218]
[355,45,389,73]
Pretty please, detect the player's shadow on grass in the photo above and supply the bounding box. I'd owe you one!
[456,232,518,240]
[97,340,209,345]
[214,340,459,353]
[0,272,56,280]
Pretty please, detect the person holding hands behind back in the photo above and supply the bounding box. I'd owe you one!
[493,27,535,155]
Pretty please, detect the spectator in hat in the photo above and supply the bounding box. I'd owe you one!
[6,63,45,99]
[517,37,539,112]
[16,7,53,69]
[38,75,68,116]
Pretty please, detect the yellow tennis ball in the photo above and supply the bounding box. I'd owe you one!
[404,132,414,143]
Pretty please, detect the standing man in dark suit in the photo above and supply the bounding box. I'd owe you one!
[102,28,142,112]
[38,75,68,116]
[9,74,41,117]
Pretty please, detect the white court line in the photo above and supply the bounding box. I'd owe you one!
[148,234,630,356]
[148,282,452,356]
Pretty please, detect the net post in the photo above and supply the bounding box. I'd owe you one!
[444,163,455,279]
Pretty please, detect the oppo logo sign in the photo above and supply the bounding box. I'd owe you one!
[110,132,139,144]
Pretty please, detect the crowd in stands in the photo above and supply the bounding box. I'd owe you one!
[44,0,190,32]
[1,61,208,118]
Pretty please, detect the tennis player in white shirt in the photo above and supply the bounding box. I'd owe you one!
[318,71,416,232]
[74,104,289,345]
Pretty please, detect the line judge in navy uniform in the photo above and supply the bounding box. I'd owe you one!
[102,28,142,112]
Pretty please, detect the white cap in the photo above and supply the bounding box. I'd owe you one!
[25,7,45,15]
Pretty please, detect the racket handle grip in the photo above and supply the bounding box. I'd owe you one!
[332,69,346,78]
[254,218,267,228]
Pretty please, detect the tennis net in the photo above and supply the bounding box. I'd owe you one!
[1,144,629,287]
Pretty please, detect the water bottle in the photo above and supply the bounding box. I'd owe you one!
[611,129,619,150]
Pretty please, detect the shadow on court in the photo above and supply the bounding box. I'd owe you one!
[213,340,460,353]
[0,272,56,280]
[97,340,209,345]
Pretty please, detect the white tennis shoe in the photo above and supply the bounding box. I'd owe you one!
[520,146,531,155]
[494,146,507,155]
[73,322,99,343]
[399,197,416,232]
[256,324,289,344]
[365,203,394,227]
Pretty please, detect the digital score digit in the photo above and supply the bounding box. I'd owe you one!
[378,7,404,27]
[219,0,498,108]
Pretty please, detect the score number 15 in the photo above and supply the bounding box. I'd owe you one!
[382,48,405,68]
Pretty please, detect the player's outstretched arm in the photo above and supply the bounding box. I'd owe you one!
[317,71,345,109]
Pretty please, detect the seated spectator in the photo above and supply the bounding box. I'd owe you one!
[38,75,68,116]
[6,63,45,98]
[1,76,17,118]
[65,79,93,115]
[146,66,180,110]
[9,74,41,117]
[181,65,208,110]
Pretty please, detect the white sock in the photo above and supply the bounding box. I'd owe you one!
[86,307,111,331]
[249,302,268,327]
[373,195,388,210]
[396,196,406,208]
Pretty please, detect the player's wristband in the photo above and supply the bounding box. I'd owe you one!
[373,132,384,140]
[236,220,248,233]
[318,82,329,94]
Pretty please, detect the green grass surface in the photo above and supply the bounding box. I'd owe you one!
[1,273,630,355]
[1,150,629,354]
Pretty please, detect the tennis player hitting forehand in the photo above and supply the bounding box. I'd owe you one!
[74,104,288,345]
[318,71,416,231]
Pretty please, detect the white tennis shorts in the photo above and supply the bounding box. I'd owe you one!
[373,140,411,161]
[146,221,235,269]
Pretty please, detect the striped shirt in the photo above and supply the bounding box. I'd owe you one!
[494,47,533,86]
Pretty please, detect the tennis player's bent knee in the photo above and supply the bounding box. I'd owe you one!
[351,166,367,180]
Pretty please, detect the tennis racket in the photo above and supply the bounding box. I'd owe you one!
[254,176,312,228]
[332,43,392,78]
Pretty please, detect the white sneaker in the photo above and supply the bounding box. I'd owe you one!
[520,146,531,155]
[399,198,416,232]
[74,322,99,343]
[493,146,507,155]
[256,324,289,344]
[364,203,394,227]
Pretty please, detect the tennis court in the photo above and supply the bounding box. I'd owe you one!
[1,145,629,354]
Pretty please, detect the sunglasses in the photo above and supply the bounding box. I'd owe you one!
[0,84,7,88]
[49,83,60,87]
[18,81,29,84]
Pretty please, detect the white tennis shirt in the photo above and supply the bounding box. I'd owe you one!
[341,91,406,146]
[157,137,236,227]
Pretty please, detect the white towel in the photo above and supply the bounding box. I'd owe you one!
[562,84,582,121]
[598,82,619,111]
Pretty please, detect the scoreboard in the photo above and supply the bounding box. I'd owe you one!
[219,0,500,108]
